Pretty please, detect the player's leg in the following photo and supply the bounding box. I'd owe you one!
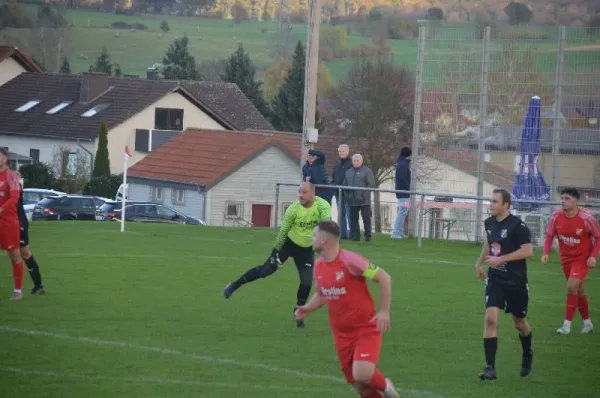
[351,333,398,398]
[507,284,533,377]
[292,246,314,328]
[479,279,503,380]
[20,226,44,295]
[558,264,588,334]
[2,224,24,300]
[223,241,292,298]
[577,280,593,333]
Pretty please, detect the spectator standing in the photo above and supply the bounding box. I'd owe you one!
[391,147,412,239]
[343,154,376,242]
[332,144,353,239]
[302,148,331,204]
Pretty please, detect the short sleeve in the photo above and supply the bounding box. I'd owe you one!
[581,210,600,239]
[514,220,532,246]
[341,250,370,276]
[7,170,21,191]
[546,211,560,237]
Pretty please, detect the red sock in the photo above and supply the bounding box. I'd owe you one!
[578,295,590,320]
[566,293,579,321]
[368,369,387,392]
[12,261,23,290]
[364,391,383,398]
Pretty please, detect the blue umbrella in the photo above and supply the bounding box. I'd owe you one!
[511,96,551,212]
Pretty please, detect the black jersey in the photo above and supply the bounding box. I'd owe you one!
[17,186,28,229]
[484,214,531,285]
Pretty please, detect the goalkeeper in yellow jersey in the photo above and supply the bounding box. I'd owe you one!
[223,182,331,328]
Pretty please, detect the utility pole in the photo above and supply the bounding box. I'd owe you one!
[300,0,321,171]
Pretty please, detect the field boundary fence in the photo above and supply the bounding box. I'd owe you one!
[275,182,600,249]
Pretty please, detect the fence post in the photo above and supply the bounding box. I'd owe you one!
[417,193,425,248]
[551,26,566,201]
[338,187,343,226]
[409,21,427,238]
[274,183,280,230]
[475,26,491,245]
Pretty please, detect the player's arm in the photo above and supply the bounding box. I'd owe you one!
[365,264,392,313]
[273,203,297,250]
[475,241,489,279]
[0,171,21,214]
[500,222,534,262]
[317,197,332,220]
[542,211,559,256]
[302,284,325,313]
[583,213,600,259]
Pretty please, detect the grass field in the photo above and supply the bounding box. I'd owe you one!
[6,8,599,85]
[1,221,599,397]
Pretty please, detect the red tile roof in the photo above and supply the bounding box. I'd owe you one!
[127,129,354,188]
[0,46,43,73]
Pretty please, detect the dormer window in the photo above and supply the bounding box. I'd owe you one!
[46,101,73,114]
[15,100,41,112]
[81,104,109,117]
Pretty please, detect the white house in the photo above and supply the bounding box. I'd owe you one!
[0,72,273,176]
[0,46,42,87]
[126,129,308,227]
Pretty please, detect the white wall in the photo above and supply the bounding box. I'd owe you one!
[0,58,26,87]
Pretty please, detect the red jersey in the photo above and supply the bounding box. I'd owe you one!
[544,208,600,262]
[314,249,377,338]
[0,168,21,225]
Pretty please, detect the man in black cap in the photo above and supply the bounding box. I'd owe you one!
[391,147,412,239]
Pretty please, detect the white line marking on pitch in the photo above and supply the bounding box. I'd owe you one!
[2,367,343,393]
[0,326,448,398]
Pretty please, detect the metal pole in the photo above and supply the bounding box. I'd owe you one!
[274,183,280,229]
[551,26,565,201]
[338,187,343,226]
[300,0,321,173]
[475,26,491,245]
[417,193,425,248]
[409,22,427,238]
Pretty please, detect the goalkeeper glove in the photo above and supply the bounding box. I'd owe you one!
[270,248,283,268]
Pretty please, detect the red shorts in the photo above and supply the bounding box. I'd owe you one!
[562,260,590,281]
[0,222,20,251]
[334,330,382,384]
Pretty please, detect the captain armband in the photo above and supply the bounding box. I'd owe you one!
[362,263,380,280]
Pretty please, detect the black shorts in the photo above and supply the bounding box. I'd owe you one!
[278,238,314,270]
[19,225,29,248]
[485,278,529,318]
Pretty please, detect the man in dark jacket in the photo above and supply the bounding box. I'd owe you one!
[343,154,376,242]
[391,147,412,239]
[331,144,352,239]
[302,149,331,203]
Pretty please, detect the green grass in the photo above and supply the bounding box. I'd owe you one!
[7,8,599,85]
[1,221,599,397]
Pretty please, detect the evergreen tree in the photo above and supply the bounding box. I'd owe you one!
[93,121,111,178]
[114,63,123,77]
[59,56,71,74]
[221,43,270,119]
[271,41,306,133]
[162,35,199,81]
[94,47,112,75]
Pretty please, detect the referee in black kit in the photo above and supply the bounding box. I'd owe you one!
[475,189,534,381]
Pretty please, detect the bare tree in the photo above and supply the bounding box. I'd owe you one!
[326,58,415,233]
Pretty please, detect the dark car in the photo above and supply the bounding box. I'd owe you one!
[95,200,152,221]
[113,203,204,225]
[32,195,105,221]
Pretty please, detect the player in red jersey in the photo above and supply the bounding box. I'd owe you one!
[542,188,600,335]
[294,220,399,398]
[0,147,24,300]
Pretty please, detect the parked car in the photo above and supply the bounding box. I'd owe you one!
[113,203,204,225]
[32,195,107,221]
[22,188,67,220]
[95,200,152,221]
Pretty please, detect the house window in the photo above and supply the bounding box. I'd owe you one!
[15,100,41,112]
[225,201,243,219]
[81,104,109,117]
[29,149,40,162]
[155,108,184,131]
[61,151,77,176]
[46,101,73,114]
[172,188,185,205]
[281,202,293,217]
[152,186,164,202]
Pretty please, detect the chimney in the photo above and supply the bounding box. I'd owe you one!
[147,68,158,80]
[80,72,109,103]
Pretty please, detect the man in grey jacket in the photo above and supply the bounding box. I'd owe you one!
[343,154,376,242]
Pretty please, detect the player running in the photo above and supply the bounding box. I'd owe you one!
[223,182,331,328]
[0,147,24,300]
[542,188,600,335]
[476,189,534,381]
[17,179,45,294]
[295,220,399,398]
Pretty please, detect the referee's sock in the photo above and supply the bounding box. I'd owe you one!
[26,256,43,288]
[483,337,497,368]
